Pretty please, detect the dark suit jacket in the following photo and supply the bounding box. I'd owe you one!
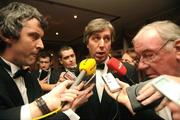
[127,81,163,113]
[76,70,164,120]
[31,69,58,84]
[50,66,79,82]
[76,71,133,120]
[0,63,69,120]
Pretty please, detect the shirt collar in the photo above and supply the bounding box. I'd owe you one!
[96,57,109,74]
[1,57,20,75]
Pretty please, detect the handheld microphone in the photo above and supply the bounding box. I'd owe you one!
[107,57,135,84]
[61,58,96,107]
[70,58,96,88]
[107,57,127,76]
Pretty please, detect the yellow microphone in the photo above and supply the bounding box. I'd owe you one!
[70,58,96,88]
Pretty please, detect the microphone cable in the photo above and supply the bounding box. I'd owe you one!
[32,106,62,120]
[33,58,96,120]
[112,91,121,120]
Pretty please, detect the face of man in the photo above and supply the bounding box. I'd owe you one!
[87,28,111,63]
[8,18,44,67]
[59,49,77,69]
[122,53,136,66]
[39,57,51,71]
[134,29,178,79]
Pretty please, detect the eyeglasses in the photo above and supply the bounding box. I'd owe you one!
[137,40,173,64]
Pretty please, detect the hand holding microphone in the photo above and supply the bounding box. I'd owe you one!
[70,58,96,88]
[107,57,135,84]
[61,58,96,110]
[107,57,127,76]
[40,58,96,118]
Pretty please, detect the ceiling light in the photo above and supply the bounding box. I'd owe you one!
[73,15,78,19]
[55,32,59,36]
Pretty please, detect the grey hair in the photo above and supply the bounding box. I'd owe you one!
[83,18,115,44]
[132,20,180,49]
[0,2,47,52]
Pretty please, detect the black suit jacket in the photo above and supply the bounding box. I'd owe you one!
[0,62,69,120]
[50,66,79,82]
[76,70,164,120]
[76,71,133,120]
[31,69,58,84]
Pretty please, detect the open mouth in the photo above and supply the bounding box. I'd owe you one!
[96,52,105,57]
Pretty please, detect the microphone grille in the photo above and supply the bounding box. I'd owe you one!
[107,57,127,76]
[79,58,96,75]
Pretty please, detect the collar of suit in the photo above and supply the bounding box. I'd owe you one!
[0,57,28,78]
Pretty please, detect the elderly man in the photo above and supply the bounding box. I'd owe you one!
[105,20,180,120]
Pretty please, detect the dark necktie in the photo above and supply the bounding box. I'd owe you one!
[68,67,78,74]
[96,63,105,70]
[13,68,29,79]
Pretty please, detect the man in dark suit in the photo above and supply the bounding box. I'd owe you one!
[31,51,58,92]
[0,2,93,120]
[106,20,180,120]
[51,45,79,82]
[76,18,164,120]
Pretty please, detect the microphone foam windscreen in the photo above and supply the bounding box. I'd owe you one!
[107,57,127,76]
[79,58,96,75]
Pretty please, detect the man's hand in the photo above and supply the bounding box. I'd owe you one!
[38,77,56,91]
[43,80,79,111]
[105,79,135,114]
[136,82,163,106]
[58,72,67,82]
[62,82,95,111]
[136,75,180,111]
[166,101,180,120]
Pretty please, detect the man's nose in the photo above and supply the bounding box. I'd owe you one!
[98,39,105,47]
[36,39,44,49]
[138,61,149,70]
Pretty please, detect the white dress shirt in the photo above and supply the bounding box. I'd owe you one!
[1,57,80,120]
[96,57,109,102]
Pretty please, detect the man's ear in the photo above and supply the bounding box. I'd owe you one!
[174,39,180,60]
[0,34,13,45]
[4,37,14,45]
[59,58,63,64]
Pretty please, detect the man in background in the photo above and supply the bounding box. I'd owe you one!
[31,51,57,92]
[52,45,79,82]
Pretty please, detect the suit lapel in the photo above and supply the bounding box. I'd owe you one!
[86,77,100,117]
[24,72,42,102]
[0,65,24,106]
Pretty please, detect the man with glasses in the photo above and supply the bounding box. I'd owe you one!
[105,20,180,120]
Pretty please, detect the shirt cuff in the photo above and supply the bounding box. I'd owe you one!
[63,109,80,120]
[21,104,32,120]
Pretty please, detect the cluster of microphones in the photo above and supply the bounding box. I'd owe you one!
[68,57,129,89]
